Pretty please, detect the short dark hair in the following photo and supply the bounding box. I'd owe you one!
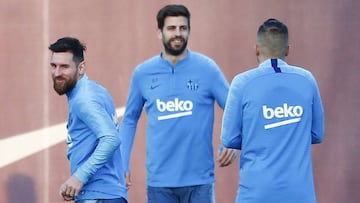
[49,37,86,65]
[156,4,191,30]
[257,18,288,56]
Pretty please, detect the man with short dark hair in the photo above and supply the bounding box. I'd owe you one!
[49,37,128,203]
[221,18,325,203]
[120,4,236,203]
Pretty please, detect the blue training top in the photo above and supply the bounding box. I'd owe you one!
[66,74,127,201]
[221,59,324,203]
[120,49,229,187]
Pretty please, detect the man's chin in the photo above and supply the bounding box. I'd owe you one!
[55,90,66,95]
[166,47,185,56]
[53,86,67,95]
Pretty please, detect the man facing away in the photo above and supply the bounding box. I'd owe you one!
[49,37,128,203]
[120,4,236,203]
[221,18,325,203]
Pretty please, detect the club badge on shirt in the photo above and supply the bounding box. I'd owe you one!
[187,79,199,91]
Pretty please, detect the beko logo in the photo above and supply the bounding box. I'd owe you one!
[156,98,193,120]
[262,103,303,129]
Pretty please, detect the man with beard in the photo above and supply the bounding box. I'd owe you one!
[119,4,236,203]
[49,37,128,203]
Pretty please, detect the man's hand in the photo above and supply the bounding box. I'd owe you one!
[217,147,237,167]
[59,175,84,201]
[125,172,132,189]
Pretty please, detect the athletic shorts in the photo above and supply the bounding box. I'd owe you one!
[147,183,215,203]
[75,197,127,203]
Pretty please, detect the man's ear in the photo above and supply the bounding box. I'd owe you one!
[157,29,162,40]
[78,61,86,75]
[255,44,260,56]
[285,45,290,56]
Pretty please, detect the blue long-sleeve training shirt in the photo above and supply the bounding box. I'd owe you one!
[66,74,127,201]
[120,49,229,187]
[221,59,324,203]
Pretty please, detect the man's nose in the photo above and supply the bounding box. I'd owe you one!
[175,28,181,36]
[52,67,62,77]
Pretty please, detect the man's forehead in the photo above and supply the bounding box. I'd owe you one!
[164,16,188,26]
[50,52,74,63]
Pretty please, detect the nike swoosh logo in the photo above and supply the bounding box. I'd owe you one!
[150,84,160,89]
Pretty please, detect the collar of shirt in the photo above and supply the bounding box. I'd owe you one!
[258,58,288,69]
[66,74,88,98]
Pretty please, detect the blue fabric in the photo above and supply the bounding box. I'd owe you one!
[66,74,127,201]
[221,59,324,203]
[120,49,229,187]
[76,198,127,203]
[147,184,215,203]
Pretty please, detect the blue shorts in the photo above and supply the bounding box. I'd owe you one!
[75,198,127,203]
[147,184,215,203]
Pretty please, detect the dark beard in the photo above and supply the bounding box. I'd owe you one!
[163,38,187,56]
[53,77,77,95]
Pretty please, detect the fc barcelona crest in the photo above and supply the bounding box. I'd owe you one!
[187,79,199,91]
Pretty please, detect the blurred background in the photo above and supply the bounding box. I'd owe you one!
[0,0,359,202]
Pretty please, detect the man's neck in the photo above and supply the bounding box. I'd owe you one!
[162,50,187,66]
[258,55,285,64]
